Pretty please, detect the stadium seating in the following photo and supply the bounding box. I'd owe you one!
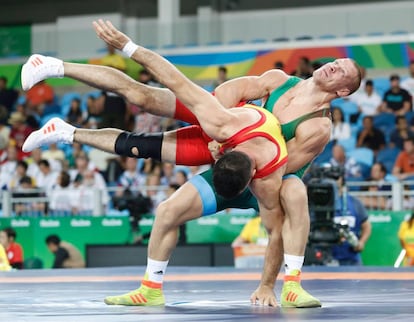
[376,146,400,174]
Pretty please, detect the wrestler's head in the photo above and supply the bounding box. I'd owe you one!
[313,58,361,97]
[213,151,253,199]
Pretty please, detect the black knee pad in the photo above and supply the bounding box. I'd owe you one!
[114,132,164,160]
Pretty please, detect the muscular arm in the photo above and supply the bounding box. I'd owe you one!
[214,70,288,108]
[285,118,331,173]
[93,19,237,141]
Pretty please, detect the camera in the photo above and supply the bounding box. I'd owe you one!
[112,188,153,244]
[305,164,359,265]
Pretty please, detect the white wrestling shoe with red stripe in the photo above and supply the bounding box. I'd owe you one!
[21,54,64,91]
[22,117,75,152]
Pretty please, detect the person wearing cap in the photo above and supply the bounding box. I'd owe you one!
[379,74,412,116]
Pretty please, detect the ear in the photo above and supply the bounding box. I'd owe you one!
[336,88,351,97]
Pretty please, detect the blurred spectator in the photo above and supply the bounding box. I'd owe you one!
[145,172,166,212]
[291,56,313,79]
[65,98,85,127]
[389,116,414,150]
[8,160,32,190]
[100,44,126,72]
[400,60,414,105]
[49,171,74,215]
[379,74,411,116]
[0,105,11,143]
[160,162,175,185]
[392,137,414,180]
[361,162,391,210]
[331,107,351,141]
[0,243,12,271]
[116,157,146,193]
[356,116,386,154]
[36,159,59,196]
[398,211,414,266]
[274,61,285,71]
[232,214,268,246]
[45,234,85,268]
[212,66,228,89]
[41,143,65,168]
[0,76,18,113]
[8,111,33,160]
[12,175,46,216]
[0,227,24,269]
[96,91,128,130]
[25,80,54,115]
[83,96,103,129]
[137,69,161,87]
[354,79,382,117]
[0,144,18,189]
[173,169,188,186]
[332,177,372,265]
[330,144,362,180]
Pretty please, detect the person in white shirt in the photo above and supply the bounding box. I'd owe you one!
[356,79,382,117]
[331,107,351,141]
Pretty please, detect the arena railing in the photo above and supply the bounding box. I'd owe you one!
[0,181,411,217]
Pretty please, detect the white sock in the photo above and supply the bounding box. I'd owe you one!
[284,254,304,275]
[146,258,169,284]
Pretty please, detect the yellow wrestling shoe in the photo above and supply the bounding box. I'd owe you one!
[281,269,321,308]
[104,280,165,306]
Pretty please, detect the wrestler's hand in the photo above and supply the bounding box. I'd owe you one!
[208,140,221,160]
[250,284,278,307]
[93,19,130,51]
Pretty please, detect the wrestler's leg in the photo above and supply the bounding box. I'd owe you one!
[279,176,321,308]
[104,176,214,306]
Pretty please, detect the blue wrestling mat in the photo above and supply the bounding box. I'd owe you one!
[1,266,413,322]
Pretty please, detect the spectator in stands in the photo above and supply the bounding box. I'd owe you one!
[160,162,175,186]
[116,157,146,194]
[379,74,411,116]
[137,69,161,87]
[232,213,268,246]
[274,61,285,71]
[361,162,391,210]
[65,97,85,127]
[45,234,85,268]
[0,144,18,189]
[36,159,59,196]
[8,160,32,190]
[145,172,166,212]
[0,76,18,113]
[354,79,382,117]
[392,137,414,180]
[398,211,414,266]
[212,66,229,89]
[173,169,188,186]
[8,111,33,160]
[331,107,351,141]
[330,144,362,180]
[96,91,129,130]
[12,175,46,216]
[389,115,414,150]
[0,105,11,144]
[332,176,372,265]
[356,115,386,154]
[291,56,313,79]
[48,171,74,215]
[100,44,126,72]
[400,60,414,105]
[0,227,24,269]
[83,96,103,129]
[25,80,54,116]
[41,143,65,169]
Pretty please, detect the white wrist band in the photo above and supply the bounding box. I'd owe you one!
[122,40,139,57]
